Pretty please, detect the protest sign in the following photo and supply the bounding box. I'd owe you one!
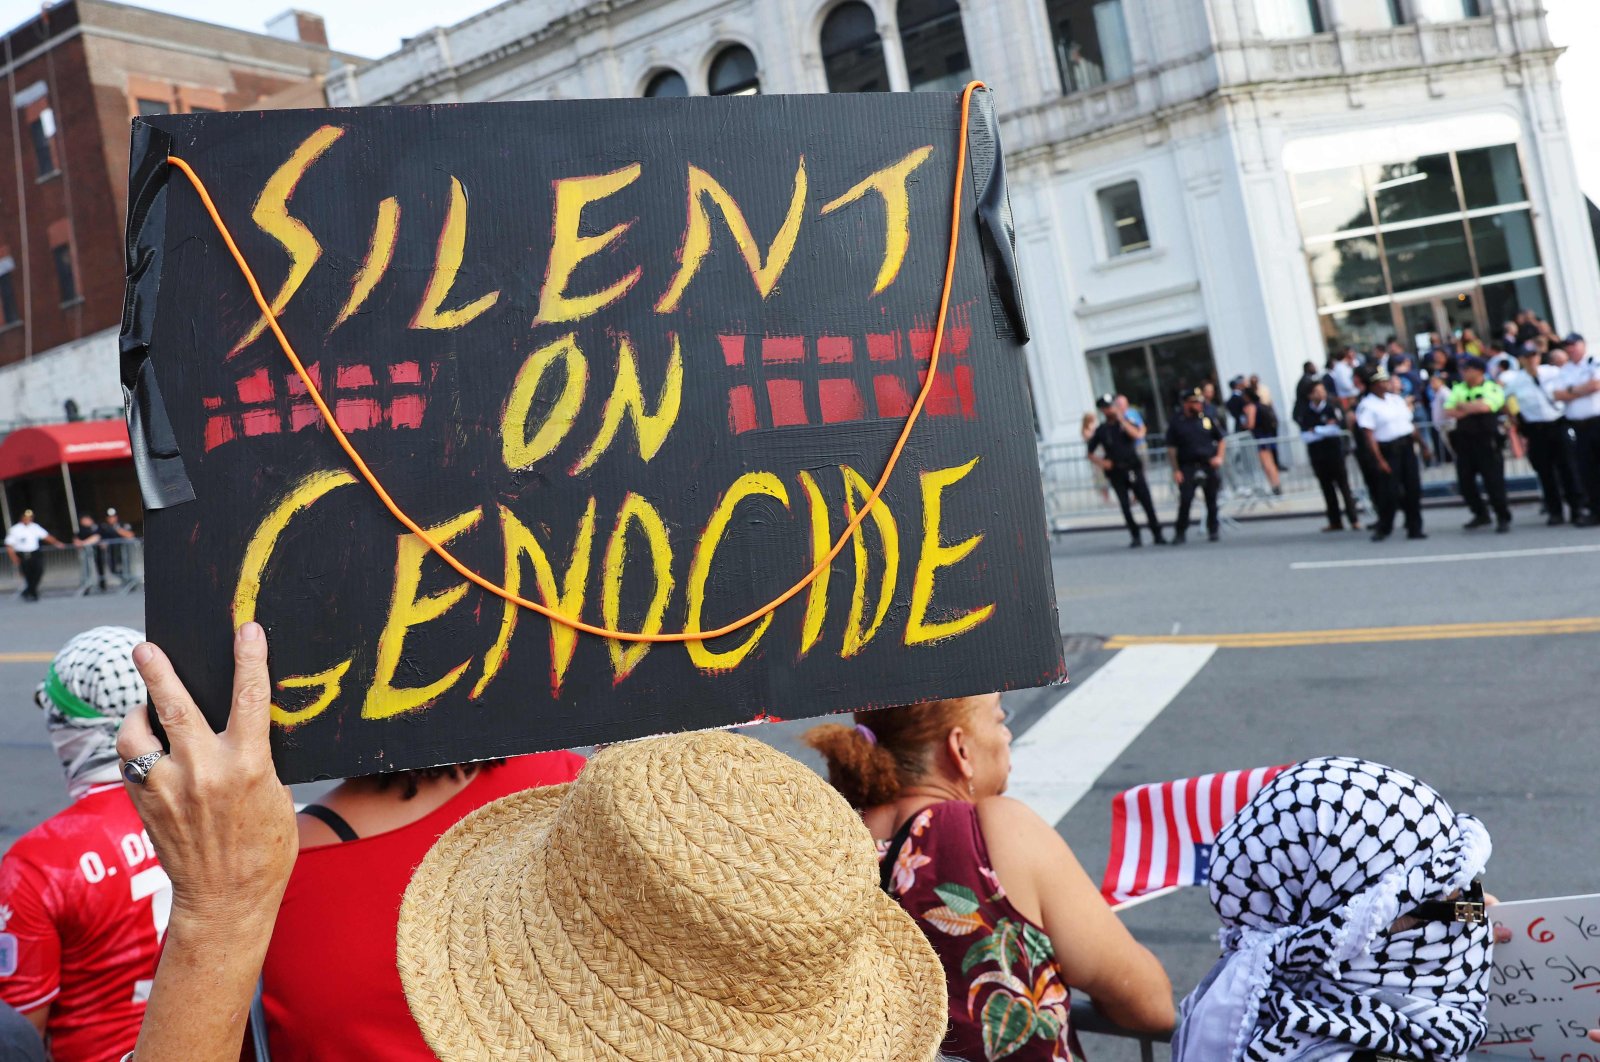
[1478,893,1600,1057]
[123,89,1066,782]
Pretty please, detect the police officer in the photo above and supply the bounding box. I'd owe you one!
[1552,333,1600,526]
[1086,395,1166,548]
[1444,355,1512,533]
[1502,342,1584,525]
[5,510,65,602]
[1294,380,1360,532]
[1165,387,1226,543]
[1355,366,1427,542]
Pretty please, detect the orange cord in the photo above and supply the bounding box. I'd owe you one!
[165,80,985,643]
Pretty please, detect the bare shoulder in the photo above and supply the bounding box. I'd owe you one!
[295,782,356,849]
[295,811,341,849]
[975,796,1069,848]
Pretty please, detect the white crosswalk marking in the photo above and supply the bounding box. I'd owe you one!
[1006,644,1217,828]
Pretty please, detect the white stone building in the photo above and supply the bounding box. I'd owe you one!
[327,0,1600,441]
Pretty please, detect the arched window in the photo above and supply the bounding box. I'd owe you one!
[822,2,890,93]
[709,45,760,96]
[897,0,970,92]
[643,69,689,97]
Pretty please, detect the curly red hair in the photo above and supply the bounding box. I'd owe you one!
[803,698,980,809]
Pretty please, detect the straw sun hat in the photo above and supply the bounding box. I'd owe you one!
[397,730,947,1061]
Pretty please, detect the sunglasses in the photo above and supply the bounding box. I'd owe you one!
[1407,878,1486,926]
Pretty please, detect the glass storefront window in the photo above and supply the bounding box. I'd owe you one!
[1457,144,1526,210]
[1089,332,1217,432]
[1469,210,1539,278]
[1370,154,1458,224]
[1481,275,1551,334]
[1297,141,1544,360]
[1294,166,1372,238]
[1151,333,1219,418]
[1384,221,1473,292]
[1103,347,1162,427]
[1308,235,1386,306]
[1321,304,1395,358]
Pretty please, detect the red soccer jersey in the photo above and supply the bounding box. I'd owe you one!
[0,784,170,1062]
[260,752,585,1061]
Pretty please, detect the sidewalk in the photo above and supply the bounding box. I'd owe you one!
[1052,480,1544,534]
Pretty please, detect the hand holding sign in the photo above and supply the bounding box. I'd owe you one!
[1477,893,1600,1057]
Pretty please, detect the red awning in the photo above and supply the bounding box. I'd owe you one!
[0,421,133,481]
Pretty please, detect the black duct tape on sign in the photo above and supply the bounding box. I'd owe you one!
[122,120,196,510]
[966,89,1029,344]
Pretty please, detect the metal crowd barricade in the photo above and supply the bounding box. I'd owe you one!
[1037,438,1181,533]
[1217,430,1362,525]
[3,540,145,597]
[1041,417,1540,533]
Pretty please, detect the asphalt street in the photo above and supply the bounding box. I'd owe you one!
[2,505,1596,1060]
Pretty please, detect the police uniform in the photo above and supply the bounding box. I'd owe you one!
[1294,396,1359,530]
[1087,404,1165,547]
[1502,357,1585,524]
[1444,368,1511,531]
[1555,348,1600,524]
[1165,392,1225,542]
[4,517,53,601]
[1355,378,1425,540]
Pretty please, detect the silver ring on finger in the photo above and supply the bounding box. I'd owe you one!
[121,750,166,785]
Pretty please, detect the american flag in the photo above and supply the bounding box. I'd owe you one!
[1100,765,1290,907]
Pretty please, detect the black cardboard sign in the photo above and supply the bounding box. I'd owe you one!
[128,91,1065,782]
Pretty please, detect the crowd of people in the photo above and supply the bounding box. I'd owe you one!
[1083,308,1600,546]
[1309,313,1596,541]
[2,621,1588,1061]
[4,508,137,601]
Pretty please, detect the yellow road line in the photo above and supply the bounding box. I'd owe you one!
[1105,617,1600,650]
[0,652,55,663]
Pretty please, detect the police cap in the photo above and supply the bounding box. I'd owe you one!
[1460,354,1488,373]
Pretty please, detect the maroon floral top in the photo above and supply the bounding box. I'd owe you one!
[877,801,1086,1062]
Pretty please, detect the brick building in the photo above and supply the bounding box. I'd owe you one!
[0,0,356,542]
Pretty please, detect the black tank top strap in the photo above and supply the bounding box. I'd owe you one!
[298,803,359,842]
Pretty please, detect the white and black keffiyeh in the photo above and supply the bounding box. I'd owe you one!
[34,626,147,798]
[1174,756,1493,1062]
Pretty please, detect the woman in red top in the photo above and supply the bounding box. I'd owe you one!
[260,752,584,1060]
[806,695,1173,1062]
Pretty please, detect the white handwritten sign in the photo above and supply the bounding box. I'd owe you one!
[1477,894,1600,1058]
